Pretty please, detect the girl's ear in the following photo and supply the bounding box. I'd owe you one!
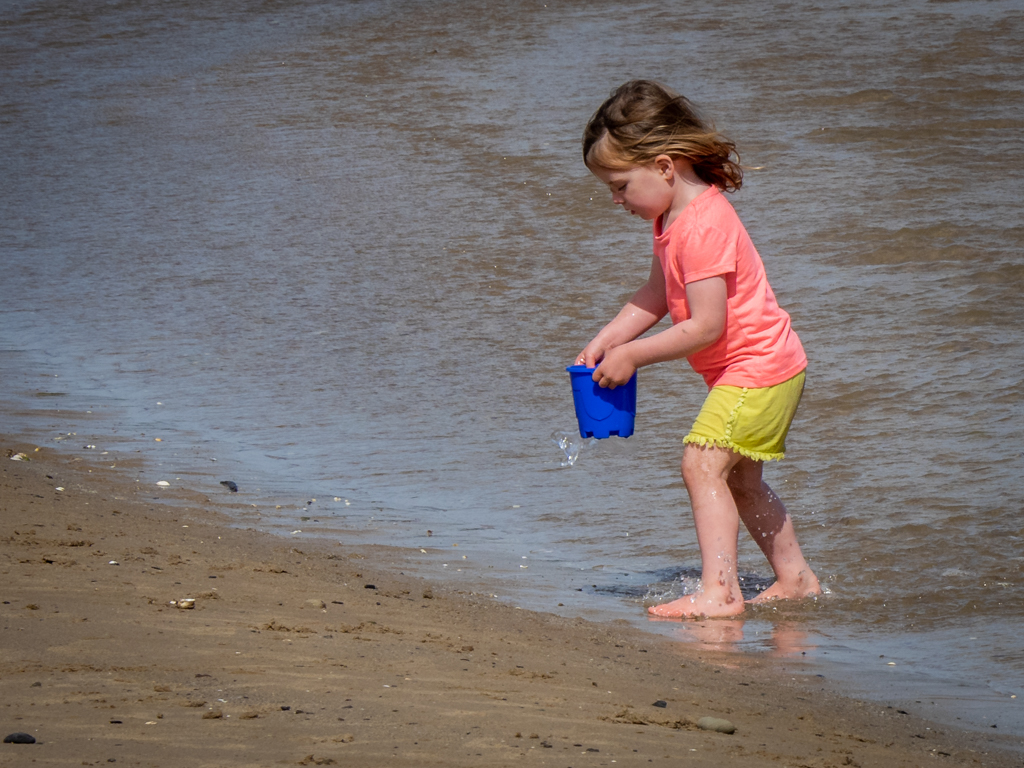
[654,154,675,179]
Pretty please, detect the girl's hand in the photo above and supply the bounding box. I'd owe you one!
[575,339,607,368]
[592,345,636,389]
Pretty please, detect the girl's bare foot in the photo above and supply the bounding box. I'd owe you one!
[747,569,821,604]
[648,589,745,618]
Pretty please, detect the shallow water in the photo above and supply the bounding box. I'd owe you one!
[2,0,1023,737]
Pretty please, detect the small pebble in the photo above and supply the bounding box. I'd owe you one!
[220,480,238,492]
[652,700,667,708]
[696,716,736,734]
[3,732,36,744]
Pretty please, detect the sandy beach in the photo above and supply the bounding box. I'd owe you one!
[1,433,1020,768]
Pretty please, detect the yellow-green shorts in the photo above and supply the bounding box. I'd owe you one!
[683,371,805,462]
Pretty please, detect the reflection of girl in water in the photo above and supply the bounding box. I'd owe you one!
[668,620,813,656]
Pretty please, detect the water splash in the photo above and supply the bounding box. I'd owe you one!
[642,573,702,608]
[551,430,595,468]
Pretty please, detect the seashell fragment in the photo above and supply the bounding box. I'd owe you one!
[696,716,736,734]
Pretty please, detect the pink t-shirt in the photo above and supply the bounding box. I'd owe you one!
[653,185,806,389]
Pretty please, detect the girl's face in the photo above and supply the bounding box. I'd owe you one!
[589,161,675,221]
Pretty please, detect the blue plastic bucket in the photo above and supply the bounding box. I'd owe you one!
[566,365,636,439]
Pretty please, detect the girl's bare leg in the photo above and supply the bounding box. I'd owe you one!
[648,444,746,618]
[727,457,821,603]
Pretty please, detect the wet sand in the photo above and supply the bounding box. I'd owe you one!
[2,434,1020,768]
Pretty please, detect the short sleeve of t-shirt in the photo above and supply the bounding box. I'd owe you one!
[656,195,741,318]
[674,220,736,285]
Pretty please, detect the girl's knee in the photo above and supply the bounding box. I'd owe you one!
[681,444,736,489]
[726,459,765,500]
[680,456,704,492]
[680,446,707,487]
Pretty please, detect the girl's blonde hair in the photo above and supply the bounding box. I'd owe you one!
[583,80,743,192]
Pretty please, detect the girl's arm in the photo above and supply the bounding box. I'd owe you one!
[592,274,727,389]
[577,256,669,368]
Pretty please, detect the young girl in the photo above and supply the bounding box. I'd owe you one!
[576,80,821,618]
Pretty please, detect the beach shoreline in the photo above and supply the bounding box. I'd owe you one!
[2,430,1021,767]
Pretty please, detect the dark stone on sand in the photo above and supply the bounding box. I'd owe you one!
[220,481,238,492]
[364,584,376,589]
[652,700,667,708]
[3,732,36,744]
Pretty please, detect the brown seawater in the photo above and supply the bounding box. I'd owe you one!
[2,0,1022,736]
